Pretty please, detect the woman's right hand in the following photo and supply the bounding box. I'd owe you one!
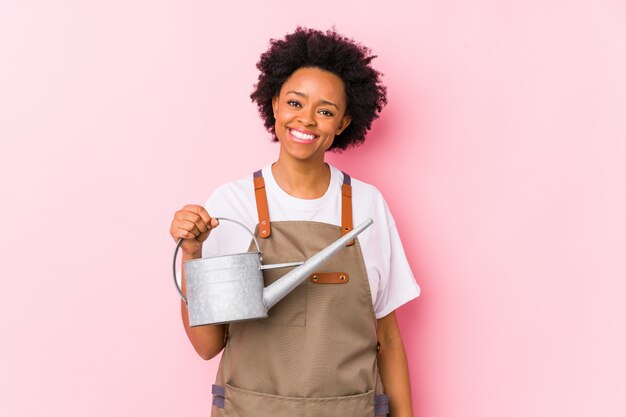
[169,205,219,255]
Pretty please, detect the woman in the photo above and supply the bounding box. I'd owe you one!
[170,27,420,417]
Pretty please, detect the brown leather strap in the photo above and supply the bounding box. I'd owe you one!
[341,171,354,246]
[253,169,353,243]
[309,272,350,284]
[253,170,271,238]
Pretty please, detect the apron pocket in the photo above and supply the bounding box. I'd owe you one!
[305,390,376,417]
[223,384,302,417]
[223,384,378,417]
[260,257,307,326]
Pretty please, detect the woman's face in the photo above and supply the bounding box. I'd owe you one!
[272,67,351,164]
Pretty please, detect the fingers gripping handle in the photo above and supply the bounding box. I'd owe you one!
[172,217,261,305]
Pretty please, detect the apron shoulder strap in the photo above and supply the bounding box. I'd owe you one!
[253,170,271,238]
[341,171,355,246]
[252,169,354,244]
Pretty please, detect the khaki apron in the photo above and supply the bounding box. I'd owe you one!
[211,170,389,417]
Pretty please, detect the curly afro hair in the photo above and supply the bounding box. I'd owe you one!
[250,27,387,151]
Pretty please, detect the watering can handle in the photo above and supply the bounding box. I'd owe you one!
[172,217,262,305]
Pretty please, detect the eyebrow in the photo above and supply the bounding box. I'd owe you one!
[285,90,339,110]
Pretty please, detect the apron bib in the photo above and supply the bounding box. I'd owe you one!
[211,170,389,417]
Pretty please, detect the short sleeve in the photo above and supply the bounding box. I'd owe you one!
[370,196,421,318]
[373,223,421,318]
[200,179,258,259]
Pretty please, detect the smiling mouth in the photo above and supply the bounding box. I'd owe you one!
[288,128,319,143]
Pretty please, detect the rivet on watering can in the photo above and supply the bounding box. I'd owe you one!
[339,275,346,281]
[312,275,318,281]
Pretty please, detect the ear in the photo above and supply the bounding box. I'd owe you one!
[272,96,278,117]
[336,115,352,135]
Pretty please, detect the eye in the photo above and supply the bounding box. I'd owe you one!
[319,109,334,117]
[287,100,301,108]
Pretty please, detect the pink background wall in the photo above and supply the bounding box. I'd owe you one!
[1,1,625,416]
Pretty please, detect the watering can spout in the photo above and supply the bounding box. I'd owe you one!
[262,218,373,310]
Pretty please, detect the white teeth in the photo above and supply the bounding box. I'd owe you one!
[290,129,316,140]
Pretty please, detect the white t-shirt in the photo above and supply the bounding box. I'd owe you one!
[201,164,420,319]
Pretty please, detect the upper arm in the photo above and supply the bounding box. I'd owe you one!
[376,310,401,344]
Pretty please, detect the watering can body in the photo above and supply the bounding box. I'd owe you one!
[173,217,373,327]
[184,251,268,325]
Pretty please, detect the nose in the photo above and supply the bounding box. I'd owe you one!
[297,107,316,126]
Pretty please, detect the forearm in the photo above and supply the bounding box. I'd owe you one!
[377,313,414,417]
[180,250,226,360]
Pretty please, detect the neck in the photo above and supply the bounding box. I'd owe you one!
[271,157,331,199]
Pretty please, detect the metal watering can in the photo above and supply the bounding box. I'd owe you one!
[173,217,373,326]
